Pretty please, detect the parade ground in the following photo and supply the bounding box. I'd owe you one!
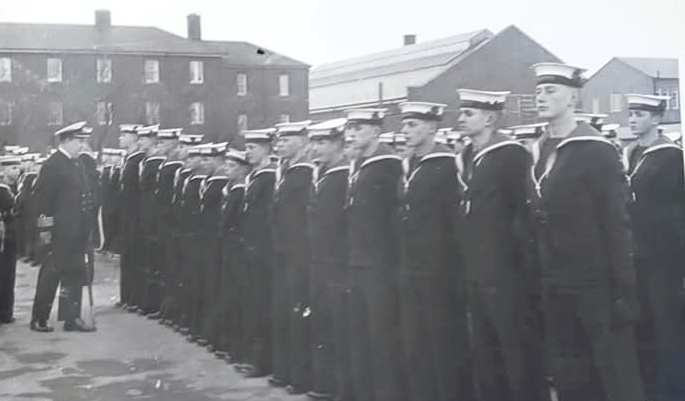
[0,255,305,401]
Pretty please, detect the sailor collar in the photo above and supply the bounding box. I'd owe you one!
[472,134,523,165]
[162,161,184,168]
[288,162,316,170]
[145,156,167,163]
[251,167,276,179]
[623,135,681,177]
[230,183,246,191]
[126,150,144,161]
[207,175,229,183]
[189,175,207,181]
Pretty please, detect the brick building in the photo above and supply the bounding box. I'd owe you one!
[309,25,561,131]
[582,57,680,128]
[0,10,309,151]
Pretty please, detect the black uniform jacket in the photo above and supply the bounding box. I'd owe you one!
[402,144,460,273]
[33,150,88,272]
[0,184,16,248]
[624,137,685,266]
[458,135,533,285]
[242,166,276,265]
[347,144,403,269]
[308,160,350,267]
[139,156,165,239]
[200,176,230,237]
[273,159,314,264]
[119,151,146,245]
[530,122,636,299]
[182,175,206,236]
[222,182,246,250]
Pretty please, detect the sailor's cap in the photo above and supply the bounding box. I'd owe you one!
[344,108,386,125]
[243,128,276,143]
[532,62,586,88]
[308,118,347,140]
[225,148,249,165]
[276,121,311,137]
[626,94,670,113]
[508,122,548,139]
[179,134,204,145]
[158,128,183,140]
[54,121,88,138]
[399,102,447,121]
[136,124,159,137]
[457,89,510,111]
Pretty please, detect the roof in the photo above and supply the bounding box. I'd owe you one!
[201,40,308,67]
[616,57,679,79]
[0,22,221,56]
[309,29,493,111]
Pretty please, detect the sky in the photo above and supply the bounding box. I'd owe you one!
[0,0,683,75]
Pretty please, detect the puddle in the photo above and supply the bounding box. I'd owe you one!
[0,366,50,380]
[14,351,67,364]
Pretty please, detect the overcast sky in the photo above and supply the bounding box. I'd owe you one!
[0,0,683,74]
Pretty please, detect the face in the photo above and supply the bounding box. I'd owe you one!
[343,140,359,160]
[119,132,137,149]
[276,135,306,159]
[137,137,156,153]
[401,118,435,148]
[628,109,659,136]
[452,140,466,155]
[61,136,82,156]
[77,138,92,153]
[245,142,271,166]
[225,159,248,182]
[456,108,491,137]
[155,139,177,157]
[536,84,576,120]
[185,155,202,171]
[3,165,21,183]
[346,123,379,151]
[395,143,411,158]
[310,137,343,165]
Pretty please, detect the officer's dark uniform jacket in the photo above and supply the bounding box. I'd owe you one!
[402,143,460,272]
[530,122,636,302]
[458,135,534,285]
[0,184,17,247]
[33,150,88,272]
[0,183,17,321]
[15,172,37,257]
[347,144,403,269]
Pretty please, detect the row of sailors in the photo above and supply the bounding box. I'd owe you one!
[11,60,683,401]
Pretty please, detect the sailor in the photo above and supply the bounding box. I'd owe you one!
[456,89,540,401]
[623,93,685,400]
[271,120,315,393]
[306,118,352,401]
[530,62,644,401]
[344,108,407,401]
[0,156,20,325]
[399,101,467,401]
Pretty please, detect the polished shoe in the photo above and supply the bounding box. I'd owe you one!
[146,312,161,320]
[268,376,287,387]
[0,317,16,324]
[307,390,333,400]
[242,365,266,378]
[30,320,54,332]
[196,338,209,346]
[64,318,96,332]
[125,305,139,313]
[179,327,190,335]
[213,351,228,359]
[286,385,306,395]
[136,309,146,316]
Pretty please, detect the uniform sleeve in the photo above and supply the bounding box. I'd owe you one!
[587,143,637,303]
[32,159,58,217]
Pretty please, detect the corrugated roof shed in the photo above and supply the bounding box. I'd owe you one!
[310,29,493,111]
[617,57,679,79]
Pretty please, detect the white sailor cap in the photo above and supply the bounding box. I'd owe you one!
[379,132,395,144]
[344,108,386,125]
[54,121,88,137]
[447,130,464,142]
[276,120,312,137]
[0,156,23,166]
[394,132,407,144]
[102,148,122,156]
[158,128,182,140]
[601,123,620,139]
[243,128,276,143]
[308,118,347,140]
[136,124,159,137]
[75,126,94,138]
[225,148,249,165]
[187,143,209,156]
[198,142,226,156]
[457,89,510,111]
[21,153,41,162]
[435,128,451,144]
[508,122,548,139]
[399,102,447,121]
[10,146,29,155]
[179,134,204,145]
[119,124,143,134]
[532,62,586,88]
[663,131,682,142]
[35,157,47,165]
[4,145,19,153]
[625,94,670,113]
[575,113,608,129]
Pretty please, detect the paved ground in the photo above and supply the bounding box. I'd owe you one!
[0,254,306,401]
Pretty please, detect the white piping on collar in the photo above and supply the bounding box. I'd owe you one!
[420,152,456,163]
[231,183,245,191]
[146,156,167,163]
[162,161,184,168]
[473,141,522,164]
[643,143,682,155]
[189,175,207,181]
[207,176,229,183]
[289,162,316,170]
[324,165,350,175]
[360,154,402,169]
[253,168,276,178]
[126,151,144,161]
[557,135,614,149]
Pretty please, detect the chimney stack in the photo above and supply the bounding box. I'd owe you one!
[403,34,416,46]
[95,10,111,30]
[187,14,202,41]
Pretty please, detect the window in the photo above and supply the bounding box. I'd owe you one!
[0,58,11,82]
[144,59,159,83]
[610,93,622,113]
[278,73,289,97]
[279,114,290,123]
[672,90,679,110]
[237,114,248,132]
[96,101,113,125]
[0,101,11,126]
[48,102,63,126]
[592,98,600,114]
[190,61,204,84]
[505,95,521,114]
[46,58,62,82]
[237,73,247,96]
[145,102,160,124]
[97,58,112,83]
[656,88,670,109]
[190,102,204,125]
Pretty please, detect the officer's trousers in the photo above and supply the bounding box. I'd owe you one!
[0,242,17,321]
[31,259,60,323]
[543,285,645,401]
[348,265,407,401]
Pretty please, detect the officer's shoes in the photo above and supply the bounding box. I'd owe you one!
[307,390,332,400]
[30,320,54,332]
[145,312,161,320]
[64,318,96,332]
[268,376,287,387]
[1,317,16,324]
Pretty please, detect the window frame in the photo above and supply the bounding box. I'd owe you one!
[278,73,290,97]
[0,101,12,126]
[279,114,291,124]
[189,60,204,84]
[48,101,63,126]
[237,73,248,96]
[190,102,205,125]
[671,89,679,110]
[96,101,114,126]
[610,93,622,113]
[0,57,12,82]
[47,58,63,83]
[144,59,160,84]
[97,58,112,83]
[145,101,160,125]
[237,113,248,132]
